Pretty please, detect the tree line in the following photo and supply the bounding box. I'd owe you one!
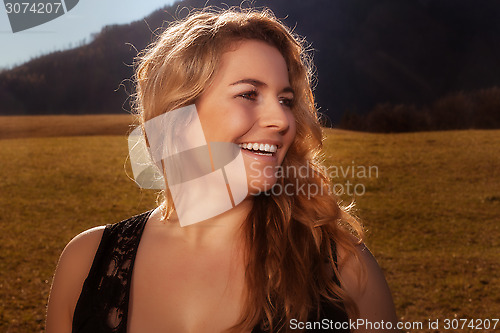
[339,87,500,132]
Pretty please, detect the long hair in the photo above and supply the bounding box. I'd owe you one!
[133,7,364,332]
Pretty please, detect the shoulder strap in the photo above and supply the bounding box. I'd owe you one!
[72,210,153,333]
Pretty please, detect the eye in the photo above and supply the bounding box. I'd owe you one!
[237,90,258,101]
[279,97,294,108]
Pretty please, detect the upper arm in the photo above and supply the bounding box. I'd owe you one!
[45,226,105,333]
[338,243,399,332]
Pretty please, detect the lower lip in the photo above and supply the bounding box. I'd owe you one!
[240,148,278,162]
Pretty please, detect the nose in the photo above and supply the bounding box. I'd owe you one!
[257,99,291,134]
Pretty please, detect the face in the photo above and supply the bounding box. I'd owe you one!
[196,39,297,195]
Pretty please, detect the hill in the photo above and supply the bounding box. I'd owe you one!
[1,0,500,127]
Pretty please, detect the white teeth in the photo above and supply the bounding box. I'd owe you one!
[239,142,278,154]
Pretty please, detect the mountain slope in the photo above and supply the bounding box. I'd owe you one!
[1,0,500,125]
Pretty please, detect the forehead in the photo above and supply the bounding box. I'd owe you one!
[214,39,290,87]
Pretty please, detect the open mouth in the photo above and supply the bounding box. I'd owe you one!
[238,142,278,156]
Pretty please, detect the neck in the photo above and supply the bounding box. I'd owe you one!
[151,197,254,249]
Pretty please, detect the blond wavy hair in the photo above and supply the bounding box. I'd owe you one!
[134,7,364,333]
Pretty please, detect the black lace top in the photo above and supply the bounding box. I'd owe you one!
[72,211,349,332]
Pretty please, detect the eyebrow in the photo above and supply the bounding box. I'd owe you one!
[230,78,295,95]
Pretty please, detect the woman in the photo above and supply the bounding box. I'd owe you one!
[46,8,398,333]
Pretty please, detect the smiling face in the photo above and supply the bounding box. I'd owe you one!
[196,39,297,195]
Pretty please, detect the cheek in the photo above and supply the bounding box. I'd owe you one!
[200,106,254,142]
[226,111,254,133]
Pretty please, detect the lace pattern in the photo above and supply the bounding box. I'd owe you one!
[72,210,153,333]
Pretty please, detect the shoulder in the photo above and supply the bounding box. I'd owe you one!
[45,210,154,332]
[46,226,106,333]
[337,241,400,332]
[58,226,107,279]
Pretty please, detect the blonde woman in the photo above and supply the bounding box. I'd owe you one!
[46,8,398,333]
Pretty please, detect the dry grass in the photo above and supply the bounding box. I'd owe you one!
[323,128,500,331]
[0,115,135,139]
[0,116,499,332]
[0,135,158,332]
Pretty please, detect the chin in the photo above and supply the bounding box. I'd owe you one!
[247,176,278,196]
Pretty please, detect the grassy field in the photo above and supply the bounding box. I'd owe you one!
[0,114,134,140]
[0,116,499,332]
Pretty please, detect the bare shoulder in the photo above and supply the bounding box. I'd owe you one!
[58,226,106,277]
[46,226,106,333]
[337,240,400,332]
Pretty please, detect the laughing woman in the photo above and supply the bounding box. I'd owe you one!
[46,8,398,333]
